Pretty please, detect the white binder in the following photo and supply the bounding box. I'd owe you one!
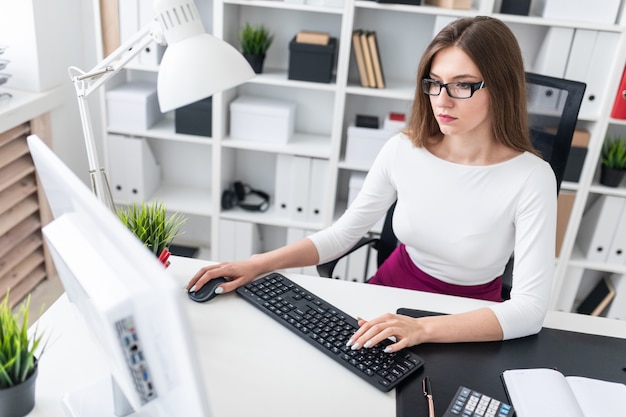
[289,156,311,221]
[107,134,161,203]
[606,203,626,265]
[218,219,236,261]
[274,154,293,218]
[345,244,369,283]
[565,30,619,117]
[284,228,317,275]
[118,0,140,67]
[307,158,329,223]
[532,27,574,78]
[576,195,625,263]
[138,0,165,66]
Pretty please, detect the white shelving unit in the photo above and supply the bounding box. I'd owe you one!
[100,0,626,316]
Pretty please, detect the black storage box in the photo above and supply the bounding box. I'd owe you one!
[175,96,212,137]
[500,0,530,15]
[288,37,337,83]
[563,147,588,182]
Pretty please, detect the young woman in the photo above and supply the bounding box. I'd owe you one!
[187,16,556,352]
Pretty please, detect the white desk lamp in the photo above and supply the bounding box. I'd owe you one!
[69,0,255,210]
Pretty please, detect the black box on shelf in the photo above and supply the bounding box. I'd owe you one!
[288,37,337,83]
[563,129,591,182]
[500,0,531,15]
[175,96,212,137]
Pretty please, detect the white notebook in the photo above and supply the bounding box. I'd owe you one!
[501,368,626,417]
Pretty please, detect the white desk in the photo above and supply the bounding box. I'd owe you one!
[29,256,626,417]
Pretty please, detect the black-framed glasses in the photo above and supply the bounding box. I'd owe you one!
[422,78,486,99]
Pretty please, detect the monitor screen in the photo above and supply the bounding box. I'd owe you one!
[28,135,211,417]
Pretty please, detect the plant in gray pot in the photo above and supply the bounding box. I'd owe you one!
[238,23,274,74]
[0,293,44,417]
[599,136,626,187]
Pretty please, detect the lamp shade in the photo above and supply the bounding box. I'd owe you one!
[155,0,254,112]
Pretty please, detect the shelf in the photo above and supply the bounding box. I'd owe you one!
[109,115,214,145]
[568,244,626,275]
[221,204,325,230]
[224,0,344,14]
[148,183,213,217]
[249,69,338,91]
[222,132,332,158]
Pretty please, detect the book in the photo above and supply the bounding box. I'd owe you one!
[351,30,368,87]
[366,31,385,89]
[502,368,626,417]
[295,30,330,45]
[576,276,616,316]
[359,30,376,88]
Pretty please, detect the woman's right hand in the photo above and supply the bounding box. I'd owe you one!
[186,256,267,295]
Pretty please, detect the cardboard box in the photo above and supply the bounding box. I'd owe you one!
[288,37,337,83]
[425,0,471,9]
[106,82,163,131]
[175,97,212,137]
[345,125,392,166]
[229,95,296,144]
[541,0,620,25]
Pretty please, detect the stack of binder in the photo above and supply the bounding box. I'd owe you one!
[274,155,329,224]
[576,195,626,265]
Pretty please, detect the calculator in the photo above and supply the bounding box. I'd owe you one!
[443,386,514,417]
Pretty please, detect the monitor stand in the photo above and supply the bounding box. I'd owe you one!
[62,376,148,417]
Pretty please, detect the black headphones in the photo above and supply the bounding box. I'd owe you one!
[221,181,270,212]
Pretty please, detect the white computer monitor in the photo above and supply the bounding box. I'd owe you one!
[27,135,211,417]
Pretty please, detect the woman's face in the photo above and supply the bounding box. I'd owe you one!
[427,46,491,140]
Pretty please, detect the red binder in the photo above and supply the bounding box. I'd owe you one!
[611,65,626,119]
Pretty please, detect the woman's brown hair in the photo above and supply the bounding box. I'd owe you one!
[406,16,535,154]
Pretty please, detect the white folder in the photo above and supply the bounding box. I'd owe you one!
[565,30,619,116]
[332,256,349,281]
[307,158,329,223]
[289,156,312,221]
[606,275,626,320]
[532,27,574,78]
[345,244,369,283]
[138,0,165,66]
[284,227,318,275]
[606,203,626,265]
[576,195,625,263]
[107,134,161,203]
[218,219,236,261]
[274,154,293,218]
[234,221,262,259]
[118,0,140,66]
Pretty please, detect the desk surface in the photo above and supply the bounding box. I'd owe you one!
[29,256,626,417]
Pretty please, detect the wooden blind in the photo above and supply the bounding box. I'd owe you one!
[0,122,50,307]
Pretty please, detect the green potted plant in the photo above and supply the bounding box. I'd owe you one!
[0,293,44,417]
[238,23,274,74]
[600,136,626,187]
[116,201,187,267]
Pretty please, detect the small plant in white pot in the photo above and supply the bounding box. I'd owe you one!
[116,201,187,266]
[0,293,44,417]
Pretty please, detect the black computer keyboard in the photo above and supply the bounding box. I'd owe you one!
[236,272,425,392]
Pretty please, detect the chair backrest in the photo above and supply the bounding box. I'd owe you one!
[374,73,586,285]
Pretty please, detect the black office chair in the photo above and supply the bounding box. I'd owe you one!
[317,72,586,299]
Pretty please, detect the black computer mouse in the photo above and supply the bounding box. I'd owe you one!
[188,277,229,303]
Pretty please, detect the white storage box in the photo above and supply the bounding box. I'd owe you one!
[229,95,296,144]
[541,0,620,25]
[345,125,392,166]
[106,82,163,131]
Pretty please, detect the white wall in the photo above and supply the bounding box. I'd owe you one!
[0,0,104,186]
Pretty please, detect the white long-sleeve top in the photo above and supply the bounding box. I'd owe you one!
[308,133,557,339]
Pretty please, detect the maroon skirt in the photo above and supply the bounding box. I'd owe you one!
[368,244,503,302]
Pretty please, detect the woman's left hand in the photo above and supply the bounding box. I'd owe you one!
[347,313,424,353]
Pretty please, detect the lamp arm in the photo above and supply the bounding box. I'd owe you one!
[68,21,164,212]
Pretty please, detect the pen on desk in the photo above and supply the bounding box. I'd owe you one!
[422,376,435,417]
